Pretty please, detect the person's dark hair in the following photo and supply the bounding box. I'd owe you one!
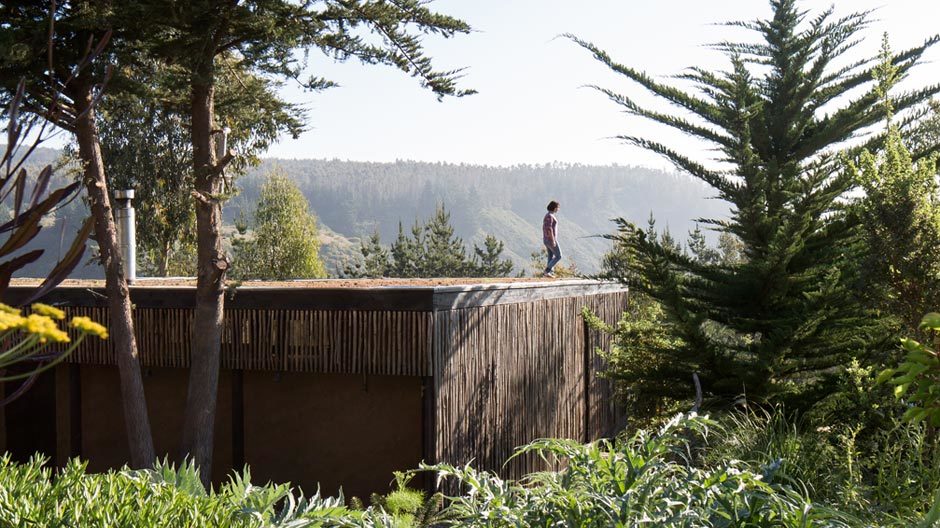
[547,200,559,212]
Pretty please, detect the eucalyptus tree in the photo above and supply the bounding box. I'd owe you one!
[123,0,473,478]
[573,0,940,404]
[232,173,326,280]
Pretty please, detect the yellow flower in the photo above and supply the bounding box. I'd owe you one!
[31,303,66,321]
[70,316,108,340]
[0,303,20,316]
[24,314,70,344]
[0,312,26,332]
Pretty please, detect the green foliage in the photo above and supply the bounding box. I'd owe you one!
[388,221,424,278]
[425,413,854,527]
[575,0,940,405]
[910,99,940,158]
[420,205,469,277]
[707,407,940,525]
[470,235,514,278]
[345,230,391,279]
[594,217,755,421]
[98,83,196,277]
[356,472,448,528]
[584,299,687,423]
[97,55,304,277]
[0,456,414,527]
[529,249,578,278]
[879,312,940,427]
[232,173,326,280]
[686,224,719,265]
[123,0,474,100]
[348,204,513,278]
[849,129,940,334]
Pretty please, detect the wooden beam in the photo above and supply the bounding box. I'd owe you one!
[232,369,245,471]
[2,281,626,313]
[55,363,82,466]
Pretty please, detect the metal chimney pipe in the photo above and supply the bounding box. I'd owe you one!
[114,189,137,284]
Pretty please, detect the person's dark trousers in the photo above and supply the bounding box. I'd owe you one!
[544,241,562,274]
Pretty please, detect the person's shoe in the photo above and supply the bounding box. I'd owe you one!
[544,271,555,278]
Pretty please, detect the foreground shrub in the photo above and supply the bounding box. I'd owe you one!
[424,414,855,527]
[0,456,404,527]
[879,312,940,427]
[707,407,940,526]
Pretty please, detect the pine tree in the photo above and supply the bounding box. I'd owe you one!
[573,0,940,403]
[385,206,513,278]
[361,230,392,279]
[687,225,720,265]
[471,235,514,277]
[847,37,940,335]
[390,221,422,278]
[851,131,940,335]
[420,204,469,277]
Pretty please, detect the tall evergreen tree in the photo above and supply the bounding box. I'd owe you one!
[421,204,468,277]
[389,221,422,278]
[851,130,940,335]
[573,0,940,403]
[98,57,302,277]
[847,37,940,336]
[471,235,514,277]
[351,230,391,278]
[687,225,719,265]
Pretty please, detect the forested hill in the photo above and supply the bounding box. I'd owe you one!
[10,149,729,277]
[230,159,730,274]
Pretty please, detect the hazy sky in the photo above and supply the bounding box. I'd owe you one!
[266,1,939,168]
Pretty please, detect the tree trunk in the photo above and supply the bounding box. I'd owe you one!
[180,77,228,484]
[73,80,156,468]
[159,240,171,277]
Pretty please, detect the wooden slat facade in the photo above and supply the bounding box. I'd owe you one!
[429,290,627,479]
[61,307,433,376]
[6,281,628,481]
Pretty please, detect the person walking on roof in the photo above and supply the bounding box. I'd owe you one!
[543,201,561,277]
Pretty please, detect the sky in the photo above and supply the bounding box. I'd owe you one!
[264,0,940,169]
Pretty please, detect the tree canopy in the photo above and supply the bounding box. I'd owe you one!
[576,0,940,404]
[233,173,326,280]
[346,204,514,278]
